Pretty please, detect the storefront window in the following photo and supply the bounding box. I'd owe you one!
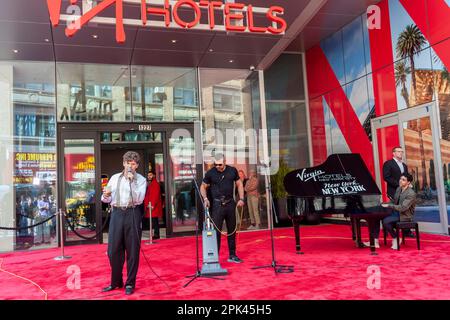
[265,53,309,170]
[200,68,268,230]
[431,39,450,226]
[0,61,57,252]
[57,63,131,122]
[130,66,199,122]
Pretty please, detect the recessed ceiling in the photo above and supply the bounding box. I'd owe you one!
[0,0,381,69]
[287,0,382,52]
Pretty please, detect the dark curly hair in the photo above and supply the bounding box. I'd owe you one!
[123,151,140,164]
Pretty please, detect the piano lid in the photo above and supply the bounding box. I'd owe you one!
[283,153,381,197]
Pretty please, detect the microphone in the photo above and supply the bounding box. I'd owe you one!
[127,166,133,180]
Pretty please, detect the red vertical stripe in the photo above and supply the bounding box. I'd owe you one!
[306,46,329,165]
[309,97,327,165]
[307,46,375,175]
[368,0,400,199]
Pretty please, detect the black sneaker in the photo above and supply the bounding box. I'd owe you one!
[227,255,243,263]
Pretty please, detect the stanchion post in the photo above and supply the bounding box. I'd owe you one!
[54,209,72,261]
[146,202,156,245]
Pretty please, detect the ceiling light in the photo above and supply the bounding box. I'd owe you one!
[44,38,50,42]
[13,49,19,53]
[171,39,177,43]
[229,59,234,63]
[92,34,98,39]
[209,48,214,52]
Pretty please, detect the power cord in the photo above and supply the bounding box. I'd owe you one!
[184,163,242,237]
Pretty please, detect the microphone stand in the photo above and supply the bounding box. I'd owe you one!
[252,163,294,274]
[183,161,226,288]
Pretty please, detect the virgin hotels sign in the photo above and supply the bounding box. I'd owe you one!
[47,0,288,43]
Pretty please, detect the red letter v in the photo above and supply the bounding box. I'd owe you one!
[47,0,62,27]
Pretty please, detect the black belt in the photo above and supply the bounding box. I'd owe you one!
[112,205,136,211]
[213,198,234,206]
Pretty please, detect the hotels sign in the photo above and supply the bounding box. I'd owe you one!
[47,0,288,43]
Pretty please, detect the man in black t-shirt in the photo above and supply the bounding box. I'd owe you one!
[200,154,245,263]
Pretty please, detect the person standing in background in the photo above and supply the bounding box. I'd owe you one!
[383,147,409,200]
[144,171,163,239]
[245,170,261,230]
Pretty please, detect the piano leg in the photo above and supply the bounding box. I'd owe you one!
[367,219,378,256]
[293,219,304,254]
[355,218,364,248]
[351,217,356,241]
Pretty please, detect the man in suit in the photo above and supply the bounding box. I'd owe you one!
[383,146,413,237]
[383,146,408,200]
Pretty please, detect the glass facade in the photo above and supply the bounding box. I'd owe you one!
[56,64,199,123]
[0,62,57,252]
[0,53,309,252]
[200,68,267,230]
[264,53,310,223]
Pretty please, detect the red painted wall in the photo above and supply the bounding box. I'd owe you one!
[305,0,450,199]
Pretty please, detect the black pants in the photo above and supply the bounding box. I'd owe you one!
[370,211,400,239]
[108,207,142,288]
[152,217,160,237]
[211,200,236,257]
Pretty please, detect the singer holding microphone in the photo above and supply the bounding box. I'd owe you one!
[101,151,147,295]
[200,153,245,263]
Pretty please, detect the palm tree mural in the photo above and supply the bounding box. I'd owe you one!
[433,53,449,93]
[395,61,411,108]
[396,24,427,189]
[396,24,426,98]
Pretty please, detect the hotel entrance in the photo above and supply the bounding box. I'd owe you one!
[57,122,202,246]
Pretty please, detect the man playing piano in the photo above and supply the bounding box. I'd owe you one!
[383,147,415,237]
[364,173,416,250]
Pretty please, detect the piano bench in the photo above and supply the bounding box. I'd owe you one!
[383,221,420,250]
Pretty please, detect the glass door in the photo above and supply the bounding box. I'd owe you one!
[58,130,101,245]
[165,123,202,236]
[372,102,449,234]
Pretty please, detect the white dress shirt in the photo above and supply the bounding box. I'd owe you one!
[394,158,405,173]
[101,172,147,207]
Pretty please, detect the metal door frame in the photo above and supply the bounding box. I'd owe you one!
[57,122,202,245]
[57,129,101,246]
[371,102,449,234]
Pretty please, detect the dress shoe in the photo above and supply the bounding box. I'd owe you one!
[363,239,380,248]
[227,255,243,263]
[125,285,134,295]
[102,284,123,292]
[391,238,400,250]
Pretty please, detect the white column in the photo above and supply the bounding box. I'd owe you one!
[0,65,14,252]
[57,84,71,121]
[163,87,174,121]
[112,86,126,121]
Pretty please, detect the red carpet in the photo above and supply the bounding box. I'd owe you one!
[1,224,450,300]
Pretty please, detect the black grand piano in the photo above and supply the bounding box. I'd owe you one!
[283,153,393,255]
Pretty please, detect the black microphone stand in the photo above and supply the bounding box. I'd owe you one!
[252,163,294,274]
[183,161,226,288]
